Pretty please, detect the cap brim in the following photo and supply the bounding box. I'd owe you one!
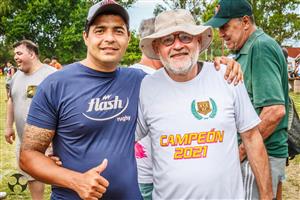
[204,17,230,28]
[140,25,213,60]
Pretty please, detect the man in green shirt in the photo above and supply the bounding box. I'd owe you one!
[206,0,289,199]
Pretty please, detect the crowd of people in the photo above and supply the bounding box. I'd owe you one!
[1,0,292,199]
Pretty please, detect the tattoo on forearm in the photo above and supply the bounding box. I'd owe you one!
[21,124,55,153]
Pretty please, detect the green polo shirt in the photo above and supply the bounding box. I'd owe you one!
[236,29,288,158]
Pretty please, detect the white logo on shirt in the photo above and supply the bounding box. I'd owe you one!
[83,95,129,121]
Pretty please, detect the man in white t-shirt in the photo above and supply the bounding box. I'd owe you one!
[136,9,273,199]
[133,17,245,200]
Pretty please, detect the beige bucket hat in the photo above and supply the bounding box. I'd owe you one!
[140,9,213,60]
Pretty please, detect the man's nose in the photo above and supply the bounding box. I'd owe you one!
[172,37,184,50]
[103,30,116,43]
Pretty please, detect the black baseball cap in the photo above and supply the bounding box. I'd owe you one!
[205,0,253,28]
[85,0,129,30]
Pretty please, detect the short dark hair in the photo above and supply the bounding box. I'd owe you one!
[13,40,39,56]
[84,12,129,35]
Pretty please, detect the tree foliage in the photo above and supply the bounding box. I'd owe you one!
[152,0,300,59]
[249,0,300,43]
[153,0,211,23]
[1,0,298,65]
[0,0,137,65]
[121,31,141,66]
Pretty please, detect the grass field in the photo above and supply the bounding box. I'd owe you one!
[0,75,299,199]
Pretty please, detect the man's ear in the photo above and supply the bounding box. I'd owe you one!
[152,41,160,56]
[197,36,202,45]
[128,31,131,44]
[83,31,88,46]
[242,16,251,30]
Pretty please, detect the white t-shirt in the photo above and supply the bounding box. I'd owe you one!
[131,63,155,184]
[136,62,261,199]
[131,63,156,75]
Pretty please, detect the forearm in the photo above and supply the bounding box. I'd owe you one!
[20,150,81,191]
[21,124,109,199]
[258,105,285,140]
[6,98,14,129]
[241,127,273,199]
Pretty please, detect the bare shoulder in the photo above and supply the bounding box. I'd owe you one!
[21,123,55,153]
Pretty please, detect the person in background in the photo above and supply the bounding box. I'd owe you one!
[131,17,163,200]
[4,61,16,100]
[206,0,289,199]
[43,58,51,65]
[5,39,56,200]
[50,56,62,70]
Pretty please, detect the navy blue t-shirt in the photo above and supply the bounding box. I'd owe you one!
[27,63,145,200]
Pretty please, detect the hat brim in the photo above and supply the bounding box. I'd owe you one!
[140,25,213,60]
[204,17,230,28]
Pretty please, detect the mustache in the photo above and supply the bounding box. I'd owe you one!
[169,50,189,58]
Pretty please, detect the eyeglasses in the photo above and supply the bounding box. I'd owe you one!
[159,32,194,46]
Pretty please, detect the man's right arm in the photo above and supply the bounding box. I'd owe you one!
[5,97,15,144]
[20,124,109,200]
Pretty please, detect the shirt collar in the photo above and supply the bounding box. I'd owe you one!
[235,28,264,59]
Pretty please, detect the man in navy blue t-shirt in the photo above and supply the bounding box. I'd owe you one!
[19,1,144,199]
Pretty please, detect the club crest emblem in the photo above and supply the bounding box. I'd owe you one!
[191,98,217,120]
[26,85,37,98]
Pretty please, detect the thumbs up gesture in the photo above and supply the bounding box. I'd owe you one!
[74,159,110,200]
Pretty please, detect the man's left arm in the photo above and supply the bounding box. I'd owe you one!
[240,127,273,199]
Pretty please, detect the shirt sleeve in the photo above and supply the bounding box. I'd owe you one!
[233,83,261,133]
[251,40,285,109]
[27,80,58,130]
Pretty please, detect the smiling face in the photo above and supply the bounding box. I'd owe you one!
[218,18,248,51]
[154,32,200,77]
[83,14,130,71]
[14,44,34,73]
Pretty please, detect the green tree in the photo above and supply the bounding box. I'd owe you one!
[153,0,211,23]
[153,0,299,59]
[249,0,300,43]
[0,0,137,64]
[121,31,141,66]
